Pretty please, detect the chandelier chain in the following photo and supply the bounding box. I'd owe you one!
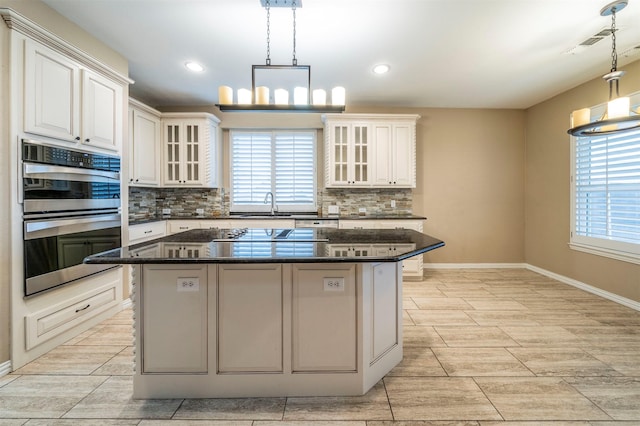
[610,8,618,73]
[292,0,297,66]
[266,0,271,66]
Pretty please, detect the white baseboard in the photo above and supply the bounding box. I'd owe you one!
[423,262,640,312]
[121,298,132,309]
[424,263,527,269]
[0,360,11,377]
[525,264,640,312]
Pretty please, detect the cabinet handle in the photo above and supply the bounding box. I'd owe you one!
[75,304,90,313]
[179,226,188,230]
[85,138,90,143]
[75,136,81,141]
[144,230,152,234]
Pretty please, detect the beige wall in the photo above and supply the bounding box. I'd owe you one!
[525,58,640,303]
[332,106,527,264]
[0,0,128,367]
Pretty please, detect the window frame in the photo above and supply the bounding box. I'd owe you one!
[569,95,640,265]
[229,129,318,214]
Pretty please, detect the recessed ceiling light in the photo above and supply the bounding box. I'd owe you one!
[372,64,390,75]
[185,61,204,72]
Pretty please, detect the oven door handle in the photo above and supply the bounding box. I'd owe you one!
[24,214,121,240]
[23,163,120,181]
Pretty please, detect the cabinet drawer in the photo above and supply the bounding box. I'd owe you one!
[25,281,119,350]
[167,220,201,234]
[129,221,166,244]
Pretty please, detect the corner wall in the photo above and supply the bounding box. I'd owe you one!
[525,59,640,303]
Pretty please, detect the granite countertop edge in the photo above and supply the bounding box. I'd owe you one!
[130,214,427,226]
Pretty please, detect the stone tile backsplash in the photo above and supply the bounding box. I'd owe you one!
[129,187,412,220]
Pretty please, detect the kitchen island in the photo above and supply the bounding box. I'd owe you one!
[85,227,444,398]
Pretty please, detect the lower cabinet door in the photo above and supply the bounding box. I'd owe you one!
[217,264,283,373]
[292,264,357,372]
[141,265,208,373]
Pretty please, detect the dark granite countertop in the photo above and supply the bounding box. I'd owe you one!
[85,228,444,264]
[129,214,427,226]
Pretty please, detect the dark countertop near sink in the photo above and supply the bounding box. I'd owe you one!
[129,214,427,226]
[85,228,444,264]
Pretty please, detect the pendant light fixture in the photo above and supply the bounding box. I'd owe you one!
[216,0,345,112]
[568,0,640,136]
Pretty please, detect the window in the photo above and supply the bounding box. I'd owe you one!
[230,130,316,213]
[570,126,640,264]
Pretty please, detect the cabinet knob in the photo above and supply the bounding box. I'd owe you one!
[85,138,90,143]
[75,136,81,141]
[135,179,139,182]
[129,178,133,183]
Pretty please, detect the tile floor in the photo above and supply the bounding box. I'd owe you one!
[1,268,640,425]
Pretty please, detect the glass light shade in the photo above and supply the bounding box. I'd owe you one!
[312,89,326,105]
[332,86,346,106]
[608,96,630,118]
[294,87,308,105]
[256,86,270,105]
[571,108,591,127]
[218,86,233,105]
[274,89,289,105]
[237,88,252,104]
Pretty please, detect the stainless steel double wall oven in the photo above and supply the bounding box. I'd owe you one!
[22,140,122,297]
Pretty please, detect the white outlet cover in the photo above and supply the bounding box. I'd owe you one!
[177,277,199,292]
[162,208,171,215]
[328,205,339,214]
[323,277,345,291]
[359,207,366,213]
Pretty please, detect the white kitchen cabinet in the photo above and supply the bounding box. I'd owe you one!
[23,39,123,152]
[323,119,371,187]
[129,221,166,245]
[217,264,283,373]
[167,220,201,235]
[129,99,161,186]
[372,122,416,187]
[292,264,357,372]
[322,114,419,188]
[161,113,220,187]
[141,265,208,373]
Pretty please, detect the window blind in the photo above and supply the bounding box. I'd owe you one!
[574,128,640,246]
[231,130,316,212]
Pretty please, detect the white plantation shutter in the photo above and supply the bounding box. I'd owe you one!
[571,127,640,263]
[231,130,316,212]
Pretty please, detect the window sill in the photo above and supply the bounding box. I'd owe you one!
[569,242,640,266]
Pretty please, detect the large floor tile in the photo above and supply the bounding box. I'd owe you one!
[73,324,134,346]
[174,398,286,420]
[499,326,582,346]
[384,377,501,421]
[508,347,623,377]
[411,297,474,310]
[12,345,126,375]
[465,311,541,327]
[91,346,134,376]
[433,326,519,347]
[432,348,533,377]
[63,376,181,419]
[24,420,140,425]
[475,377,611,421]
[402,326,447,348]
[565,377,640,421]
[283,382,392,421]
[406,310,477,326]
[586,346,640,376]
[0,375,107,418]
[463,298,527,311]
[387,347,447,377]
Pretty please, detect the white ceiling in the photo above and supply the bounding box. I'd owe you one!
[41,0,640,109]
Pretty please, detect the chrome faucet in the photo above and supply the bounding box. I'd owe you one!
[263,191,276,215]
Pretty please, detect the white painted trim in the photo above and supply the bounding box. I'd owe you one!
[525,264,640,312]
[423,263,527,269]
[0,360,12,377]
[422,262,640,312]
[122,298,132,309]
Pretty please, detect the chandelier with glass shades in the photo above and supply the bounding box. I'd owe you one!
[568,0,640,136]
[216,0,346,112]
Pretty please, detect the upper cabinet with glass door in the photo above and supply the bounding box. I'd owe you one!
[161,112,221,188]
[322,114,419,188]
